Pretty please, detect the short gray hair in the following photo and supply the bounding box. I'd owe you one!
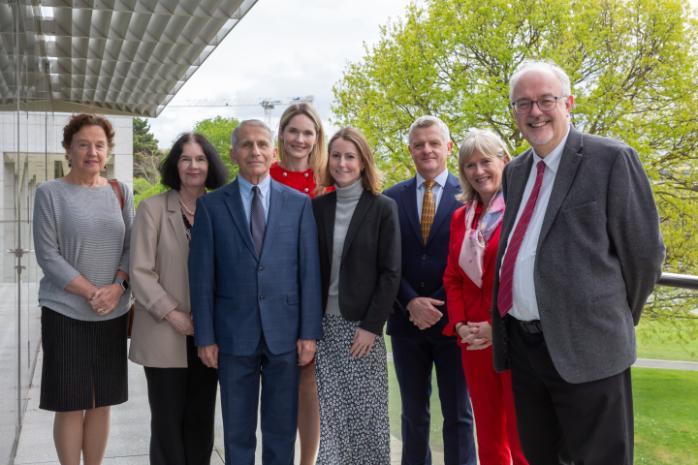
[509,59,572,102]
[408,115,451,145]
[230,119,273,149]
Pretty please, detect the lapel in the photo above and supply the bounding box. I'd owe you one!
[341,190,373,262]
[222,179,257,258]
[537,128,584,249]
[426,173,459,245]
[398,177,421,243]
[501,150,533,241]
[261,180,286,258]
[165,190,189,250]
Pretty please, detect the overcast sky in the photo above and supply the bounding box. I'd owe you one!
[148,0,415,149]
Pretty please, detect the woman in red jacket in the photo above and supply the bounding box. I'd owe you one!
[270,102,328,465]
[443,128,528,465]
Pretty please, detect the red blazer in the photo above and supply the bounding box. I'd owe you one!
[443,203,502,337]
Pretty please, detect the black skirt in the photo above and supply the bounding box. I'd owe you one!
[40,307,128,412]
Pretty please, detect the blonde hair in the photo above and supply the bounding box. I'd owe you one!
[277,103,327,179]
[456,128,510,202]
[320,127,382,195]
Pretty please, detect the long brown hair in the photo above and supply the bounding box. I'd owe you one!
[320,127,382,195]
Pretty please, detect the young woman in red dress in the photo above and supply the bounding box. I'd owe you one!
[443,128,528,465]
[270,102,328,465]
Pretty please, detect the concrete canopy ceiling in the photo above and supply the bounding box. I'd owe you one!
[0,0,258,116]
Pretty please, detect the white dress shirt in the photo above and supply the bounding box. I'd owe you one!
[416,169,449,220]
[506,125,570,321]
[238,174,271,224]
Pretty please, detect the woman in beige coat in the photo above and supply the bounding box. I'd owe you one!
[129,133,227,465]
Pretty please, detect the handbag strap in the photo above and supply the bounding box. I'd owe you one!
[108,179,124,210]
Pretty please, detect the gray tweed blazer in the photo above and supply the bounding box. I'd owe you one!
[492,127,665,383]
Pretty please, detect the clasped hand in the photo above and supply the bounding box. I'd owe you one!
[456,321,492,350]
[89,284,123,316]
[407,297,444,330]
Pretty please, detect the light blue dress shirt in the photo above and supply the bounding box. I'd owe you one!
[238,174,271,224]
[416,169,450,220]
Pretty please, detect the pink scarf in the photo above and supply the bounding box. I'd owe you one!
[458,193,505,288]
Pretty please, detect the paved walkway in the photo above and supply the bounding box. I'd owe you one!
[13,350,411,465]
[13,350,696,465]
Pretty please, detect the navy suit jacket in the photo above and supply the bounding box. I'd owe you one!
[384,173,462,338]
[188,178,323,356]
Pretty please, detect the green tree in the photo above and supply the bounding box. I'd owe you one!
[333,0,698,318]
[132,117,162,188]
[193,115,240,180]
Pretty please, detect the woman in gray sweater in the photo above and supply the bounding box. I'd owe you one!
[33,114,133,465]
[312,127,401,465]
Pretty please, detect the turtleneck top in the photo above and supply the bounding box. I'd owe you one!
[326,179,364,316]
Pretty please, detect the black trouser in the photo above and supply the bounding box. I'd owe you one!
[507,317,634,465]
[144,336,218,465]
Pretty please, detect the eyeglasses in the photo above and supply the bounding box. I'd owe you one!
[510,95,567,114]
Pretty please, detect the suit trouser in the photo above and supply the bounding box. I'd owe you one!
[218,342,299,465]
[143,336,218,465]
[508,317,634,465]
[391,334,477,465]
[459,345,528,465]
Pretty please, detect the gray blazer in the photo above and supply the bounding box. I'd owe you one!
[492,127,665,383]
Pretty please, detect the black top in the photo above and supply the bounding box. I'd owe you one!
[312,190,402,335]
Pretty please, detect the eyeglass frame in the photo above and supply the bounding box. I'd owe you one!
[510,95,569,114]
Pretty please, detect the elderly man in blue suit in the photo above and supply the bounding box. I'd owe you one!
[385,116,476,465]
[189,119,323,465]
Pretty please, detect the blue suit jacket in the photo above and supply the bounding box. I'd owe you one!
[384,173,462,338]
[188,178,323,356]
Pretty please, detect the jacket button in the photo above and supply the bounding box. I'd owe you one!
[258,266,264,272]
[419,282,425,288]
[421,254,427,260]
[259,295,265,301]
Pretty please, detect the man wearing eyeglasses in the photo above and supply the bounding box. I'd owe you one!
[491,60,664,465]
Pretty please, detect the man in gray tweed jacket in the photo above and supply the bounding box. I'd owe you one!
[492,59,665,465]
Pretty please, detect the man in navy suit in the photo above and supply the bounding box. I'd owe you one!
[385,116,476,465]
[189,119,323,465]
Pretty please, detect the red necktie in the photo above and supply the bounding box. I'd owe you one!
[497,161,546,317]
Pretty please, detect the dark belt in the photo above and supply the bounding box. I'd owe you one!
[510,317,543,335]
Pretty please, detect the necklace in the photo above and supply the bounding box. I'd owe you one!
[179,199,196,217]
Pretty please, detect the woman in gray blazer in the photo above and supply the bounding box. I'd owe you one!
[129,133,227,465]
[312,127,401,465]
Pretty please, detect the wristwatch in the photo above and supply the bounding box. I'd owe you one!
[115,277,129,291]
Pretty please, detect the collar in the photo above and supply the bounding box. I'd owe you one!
[416,169,449,190]
[238,173,271,197]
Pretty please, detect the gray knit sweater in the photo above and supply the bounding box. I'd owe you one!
[33,179,134,321]
[326,179,363,316]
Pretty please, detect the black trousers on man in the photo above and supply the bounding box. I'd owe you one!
[508,317,634,465]
[143,336,218,465]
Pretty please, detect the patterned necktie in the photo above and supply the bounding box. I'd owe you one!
[420,180,436,244]
[250,186,266,256]
[497,161,546,317]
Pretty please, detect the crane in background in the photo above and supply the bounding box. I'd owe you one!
[169,95,314,126]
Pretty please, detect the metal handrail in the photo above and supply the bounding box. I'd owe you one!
[657,272,698,290]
